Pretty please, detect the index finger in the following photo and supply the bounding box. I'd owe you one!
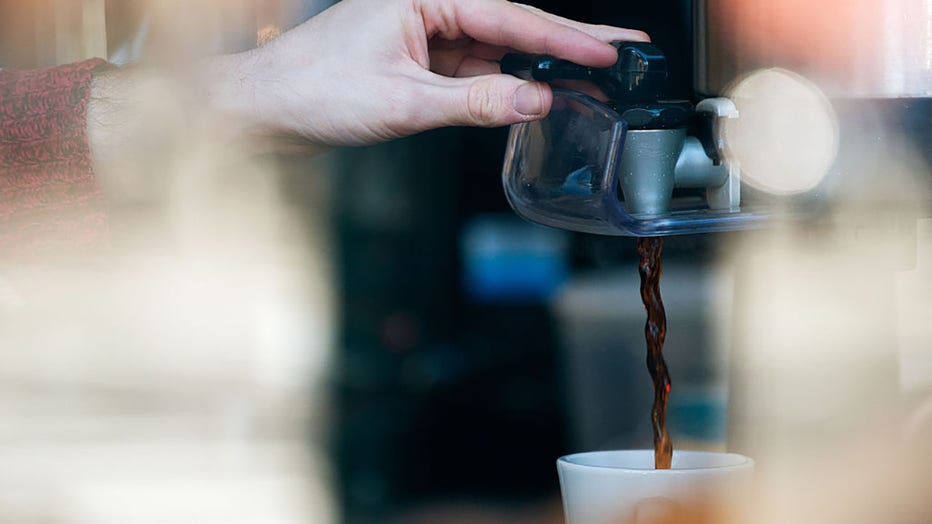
[515,3,651,44]
[437,0,620,68]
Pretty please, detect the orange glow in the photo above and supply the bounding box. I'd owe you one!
[713,0,878,73]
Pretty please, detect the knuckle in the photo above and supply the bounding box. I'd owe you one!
[466,80,502,126]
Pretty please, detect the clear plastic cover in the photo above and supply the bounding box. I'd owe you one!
[502,90,629,235]
[502,90,771,236]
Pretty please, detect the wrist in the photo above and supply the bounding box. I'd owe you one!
[201,50,331,154]
[201,52,261,135]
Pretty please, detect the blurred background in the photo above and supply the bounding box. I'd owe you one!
[0,0,930,523]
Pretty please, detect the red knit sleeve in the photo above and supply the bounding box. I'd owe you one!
[0,58,111,259]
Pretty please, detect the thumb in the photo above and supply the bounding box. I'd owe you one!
[431,75,553,128]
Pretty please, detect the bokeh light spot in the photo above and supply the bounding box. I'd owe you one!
[723,68,839,195]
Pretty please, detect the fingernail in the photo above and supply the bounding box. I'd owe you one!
[514,83,543,116]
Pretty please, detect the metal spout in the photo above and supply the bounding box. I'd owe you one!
[618,128,740,216]
[618,129,686,215]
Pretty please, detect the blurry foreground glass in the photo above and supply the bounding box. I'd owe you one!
[558,450,753,524]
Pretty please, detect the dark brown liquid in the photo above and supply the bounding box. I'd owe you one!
[637,237,673,469]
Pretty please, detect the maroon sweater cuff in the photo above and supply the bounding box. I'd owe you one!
[0,58,111,259]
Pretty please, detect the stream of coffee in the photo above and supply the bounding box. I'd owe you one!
[637,237,673,469]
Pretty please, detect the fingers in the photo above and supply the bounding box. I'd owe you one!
[515,4,651,43]
[426,74,553,128]
[438,0,619,68]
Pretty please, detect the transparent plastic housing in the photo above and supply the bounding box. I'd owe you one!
[502,90,770,236]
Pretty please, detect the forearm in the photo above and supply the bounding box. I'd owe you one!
[86,66,166,203]
[86,56,263,203]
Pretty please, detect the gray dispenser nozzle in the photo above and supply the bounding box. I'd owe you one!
[618,98,740,216]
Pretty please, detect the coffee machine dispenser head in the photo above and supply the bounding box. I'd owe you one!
[500,41,668,102]
[500,42,770,237]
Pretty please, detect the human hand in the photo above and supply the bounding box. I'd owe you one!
[212,0,649,147]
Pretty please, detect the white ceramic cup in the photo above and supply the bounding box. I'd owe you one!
[558,450,754,524]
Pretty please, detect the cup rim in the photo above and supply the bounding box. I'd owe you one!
[558,449,754,472]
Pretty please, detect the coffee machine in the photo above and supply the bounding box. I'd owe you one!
[501,1,931,237]
[501,42,753,237]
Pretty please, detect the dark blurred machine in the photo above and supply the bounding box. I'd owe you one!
[331,0,930,522]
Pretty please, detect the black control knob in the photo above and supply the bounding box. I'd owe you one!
[501,42,693,130]
[500,42,668,102]
[603,41,667,102]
